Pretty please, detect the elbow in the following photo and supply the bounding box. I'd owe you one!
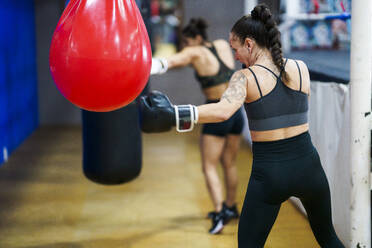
[216,111,231,122]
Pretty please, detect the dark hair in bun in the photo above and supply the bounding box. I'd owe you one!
[231,4,288,82]
[182,18,209,40]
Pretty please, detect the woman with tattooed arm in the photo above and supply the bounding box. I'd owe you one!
[140,4,345,247]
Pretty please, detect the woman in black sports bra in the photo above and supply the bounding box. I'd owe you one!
[144,4,345,247]
[150,18,245,234]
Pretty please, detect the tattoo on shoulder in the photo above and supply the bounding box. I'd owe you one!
[221,71,247,103]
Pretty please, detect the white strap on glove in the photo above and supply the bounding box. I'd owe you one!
[174,105,199,132]
[150,58,168,75]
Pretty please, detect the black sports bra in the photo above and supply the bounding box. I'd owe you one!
[244,59,309,131]
[194,45,235,89]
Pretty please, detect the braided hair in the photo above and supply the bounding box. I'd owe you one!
[182,18,209,41]
[231,4,288,82]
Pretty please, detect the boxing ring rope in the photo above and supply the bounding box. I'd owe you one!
[285,12,350,21]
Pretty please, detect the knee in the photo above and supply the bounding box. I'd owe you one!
[221,156,236,169]
[202,162,217,174]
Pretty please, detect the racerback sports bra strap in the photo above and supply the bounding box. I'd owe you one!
[294,60,302,92]
[253,64,279,79]
[247,67,263,98]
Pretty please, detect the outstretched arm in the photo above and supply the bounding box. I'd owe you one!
[167,47,196,68]
[139,70,247,133]
[151,47,197,75]
[197,70,247,123]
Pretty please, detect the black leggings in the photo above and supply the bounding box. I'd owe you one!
[238,132,344,248]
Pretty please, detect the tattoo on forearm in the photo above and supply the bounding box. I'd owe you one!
[221,71,247,103]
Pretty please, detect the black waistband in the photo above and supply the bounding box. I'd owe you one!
[252,131,314,161]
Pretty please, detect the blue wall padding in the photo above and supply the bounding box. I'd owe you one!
[0,0,38,166]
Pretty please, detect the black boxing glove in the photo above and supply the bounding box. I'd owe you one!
[138,90,198,133]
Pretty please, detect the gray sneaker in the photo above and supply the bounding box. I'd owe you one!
[208,211,224,234]
[222,202,239,224]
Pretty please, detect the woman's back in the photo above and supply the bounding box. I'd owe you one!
[181,39,235,100]
[242,59,311,141]
[192,39,235,76]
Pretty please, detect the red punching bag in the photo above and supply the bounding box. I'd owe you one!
[49,0,151,112]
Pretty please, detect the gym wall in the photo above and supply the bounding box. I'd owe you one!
[35,0,81,125]
[0,0,39,165]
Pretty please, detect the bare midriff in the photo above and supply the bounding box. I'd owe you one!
[203,82,229,101]
[250,123,309,142]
